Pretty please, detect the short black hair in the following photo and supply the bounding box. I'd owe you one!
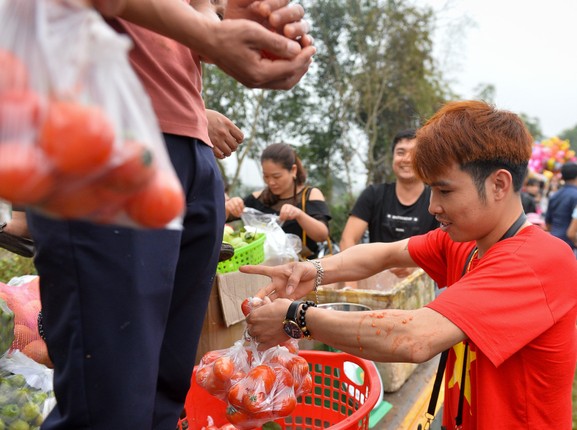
[391,129,416,153]
[561,162,577,181]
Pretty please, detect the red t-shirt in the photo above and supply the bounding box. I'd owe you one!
[409,226,577,429]
[108,19,211,146]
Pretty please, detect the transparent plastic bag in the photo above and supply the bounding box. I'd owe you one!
[0,0,184,229]
[241,208,300,265]
[195,297,312,430]
[0,350,56,428]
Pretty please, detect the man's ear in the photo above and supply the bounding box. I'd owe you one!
[491,169,513,201]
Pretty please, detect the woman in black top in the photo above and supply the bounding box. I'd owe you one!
[226,143,331,259]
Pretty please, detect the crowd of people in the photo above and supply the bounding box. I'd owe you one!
[1,2,576,430]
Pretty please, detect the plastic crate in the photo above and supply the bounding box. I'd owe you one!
[217,234,266,274]
[184,351,382,430]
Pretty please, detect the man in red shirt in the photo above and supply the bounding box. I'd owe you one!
[242,100,577,429]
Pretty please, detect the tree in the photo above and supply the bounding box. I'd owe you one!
[304,0,448,191]
[519,113,544,141]
[560,124,577,151]
[202,65,314,194]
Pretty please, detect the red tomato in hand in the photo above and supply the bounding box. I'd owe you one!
[241,298,252,316]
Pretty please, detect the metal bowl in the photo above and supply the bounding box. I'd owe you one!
[317,302,371,312]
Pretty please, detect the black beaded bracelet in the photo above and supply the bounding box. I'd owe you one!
[297,300,317,340]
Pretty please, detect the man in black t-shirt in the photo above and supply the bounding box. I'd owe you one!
[340,129,438,275]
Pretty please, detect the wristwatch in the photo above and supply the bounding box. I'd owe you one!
[282,300,304,339]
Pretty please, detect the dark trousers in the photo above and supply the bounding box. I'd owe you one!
[29,135,225,429]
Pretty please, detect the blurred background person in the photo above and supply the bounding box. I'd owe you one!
[545,162,577,252]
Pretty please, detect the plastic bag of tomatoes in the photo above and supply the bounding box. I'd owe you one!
[196,339,312,430]
[195,297,313,429]
[0,0,185,230]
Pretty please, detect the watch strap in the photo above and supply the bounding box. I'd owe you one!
[285,300,303,323]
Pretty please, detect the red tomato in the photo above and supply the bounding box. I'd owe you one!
[296,373,313,397]
[231,370,247,383]
[196,365,225,395]
[39,180,112,220]
[241,390,268,414]
[39,100,115,175]
[273,366,294,389]
[287,356,309,380]
[0,49,28,91]
[227,382,246,410]
[268,353,291,369]
[225,406,251,427]
[0,89,43,137]
[195,365,212,387]
[124,169,185,228]
[273,392,297,417]
[201,350,224,365]
[0,142,55,205]
[100,140,155,194]
[246,365,276,394]
[241,298,251,316]
[213,356,234,382]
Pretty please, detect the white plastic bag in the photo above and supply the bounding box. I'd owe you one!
[0,350,56,427]
[0,0,184,229]
[241,208,300,265]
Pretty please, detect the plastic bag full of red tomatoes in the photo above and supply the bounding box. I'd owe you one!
[196,338,313,430]
[0,0,185,230]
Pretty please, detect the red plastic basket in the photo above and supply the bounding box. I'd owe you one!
[184,351,381,430]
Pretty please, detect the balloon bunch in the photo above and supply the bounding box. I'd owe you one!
[529,137,576,179]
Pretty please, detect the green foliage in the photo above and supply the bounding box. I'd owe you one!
[560,124,577,151]
[328,200,355,244]
[0,252,36,284]
[304,0,449,190]
[519,113,544,141]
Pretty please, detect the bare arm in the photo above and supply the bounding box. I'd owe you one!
[246,299,466,362]
[339,215,368,251]
[240,238,415,299]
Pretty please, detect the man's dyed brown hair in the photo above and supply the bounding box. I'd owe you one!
[413,100,533,195]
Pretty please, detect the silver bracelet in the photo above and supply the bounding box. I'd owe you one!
[310,260,324,303]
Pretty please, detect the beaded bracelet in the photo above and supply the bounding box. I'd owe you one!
[297,300,317,340]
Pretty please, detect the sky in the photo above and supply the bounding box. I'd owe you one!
[422,0,577,138]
